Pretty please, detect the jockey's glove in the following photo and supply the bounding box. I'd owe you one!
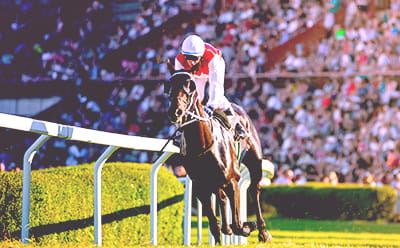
[203,106,214,116]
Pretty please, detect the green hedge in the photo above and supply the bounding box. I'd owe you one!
[0,163,184,246]
[258,183,397,220]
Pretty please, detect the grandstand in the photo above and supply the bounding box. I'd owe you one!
[1,0,400,191]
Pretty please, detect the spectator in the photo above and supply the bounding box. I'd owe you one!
[293,168,307,185]
[0,162,6,172]
[391,171,400,222]
[274,168,294,185]
[322,171,339,185]
[362,171,377,186]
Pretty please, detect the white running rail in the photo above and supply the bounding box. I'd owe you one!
[0,113,179,246]
[0,112,274,246]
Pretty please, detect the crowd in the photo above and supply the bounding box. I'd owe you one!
[277,0,400,73]
[1,0,400,203]
[0,81,172,170]
[0,0,336,84]
[152,0,333,80]
[0,0,325,166]
[260,0,400,189]
[0,0,181,84]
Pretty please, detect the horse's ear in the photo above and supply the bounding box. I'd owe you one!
[167,58,175,74]
[164,80,171,94]
[189,79,196,92]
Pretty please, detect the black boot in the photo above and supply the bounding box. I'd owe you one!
[223,108,249,141]
[212,108,231,129]
[234,123,249,141]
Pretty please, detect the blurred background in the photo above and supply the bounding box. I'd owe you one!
[0,0,400,190]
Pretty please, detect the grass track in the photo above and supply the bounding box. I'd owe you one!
[190,218,400,248]
[1,218,399,248]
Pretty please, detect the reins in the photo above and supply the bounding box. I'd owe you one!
[161,92,214,156]
[178,104,215,157]
[158,111,213,155]
[162,71,216,156]
[178,87,210,127]
[159,126,182,153]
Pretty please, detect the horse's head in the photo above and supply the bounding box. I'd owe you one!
[166,71,198,125]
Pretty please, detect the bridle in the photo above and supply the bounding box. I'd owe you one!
[161,71,215,156]
[169,72,210,129]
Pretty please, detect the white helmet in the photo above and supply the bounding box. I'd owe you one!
[181,35,205,57]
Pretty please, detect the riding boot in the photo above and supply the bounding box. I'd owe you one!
[212,108,231,130]
[223,108,249,141]
[234,122,249,141]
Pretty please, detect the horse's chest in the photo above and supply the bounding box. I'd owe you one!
[183,154,225,183]
[183,151,238,186]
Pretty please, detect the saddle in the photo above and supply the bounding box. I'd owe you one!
[211,108,249,141]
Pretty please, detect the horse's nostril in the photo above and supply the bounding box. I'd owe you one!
[176,109,183,116]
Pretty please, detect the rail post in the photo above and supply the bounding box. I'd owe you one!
[21,135,51,243]
[150,152,175,245]
[94,146,120,246]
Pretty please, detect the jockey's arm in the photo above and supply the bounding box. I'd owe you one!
[207,55,230,110]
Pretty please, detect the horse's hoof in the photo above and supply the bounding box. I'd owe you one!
[239,221,257,237]
[229,224,244,236]
[243,221,257,232]
[258,230,272,242]
[229,224,254,237]
[221,225,233,235]
[212,231,221,244]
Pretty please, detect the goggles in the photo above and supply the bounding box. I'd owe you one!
[184,54,201,61]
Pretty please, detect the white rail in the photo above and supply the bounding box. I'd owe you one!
[0,112,274,246]
[0,113,179,152]
[0,113,179,246]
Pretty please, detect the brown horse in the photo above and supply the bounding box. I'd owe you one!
[166,71,272,244]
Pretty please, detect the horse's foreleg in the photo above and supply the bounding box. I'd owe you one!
[224,180,250,236]
[217,188,232,235]
[249,182,272,242]
[197,191,221,244]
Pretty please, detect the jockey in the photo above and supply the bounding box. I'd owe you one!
[174,34,248,140]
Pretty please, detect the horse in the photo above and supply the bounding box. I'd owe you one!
[166,70,272,244]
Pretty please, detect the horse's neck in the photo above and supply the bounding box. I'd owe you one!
[181,94,213,156]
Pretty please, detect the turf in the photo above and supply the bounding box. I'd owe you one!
[1,218,399,247]
[190,217,400,248]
